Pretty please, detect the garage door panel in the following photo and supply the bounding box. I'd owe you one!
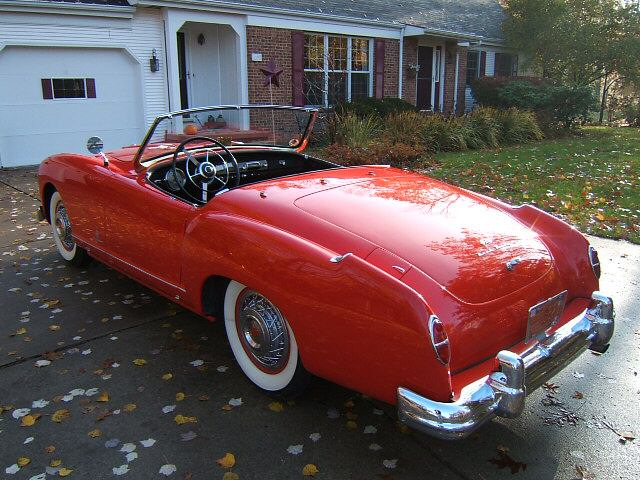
[0,46,144,167]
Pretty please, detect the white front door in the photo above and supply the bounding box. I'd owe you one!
[0,46,144,167]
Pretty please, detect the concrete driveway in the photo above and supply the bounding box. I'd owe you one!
[1,167,638,480]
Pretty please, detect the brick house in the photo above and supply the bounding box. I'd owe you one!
[0,0,519,167]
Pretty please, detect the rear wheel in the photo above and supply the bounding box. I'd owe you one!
[223,280,311,398]
[49,191,91,267]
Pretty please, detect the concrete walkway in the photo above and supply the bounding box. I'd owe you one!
[1,167,638,479]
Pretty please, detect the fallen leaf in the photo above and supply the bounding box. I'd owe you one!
[96,392,109,403]
[180,431,197,442]
[228,398,243,407]
[123,403,137,413]
[175,392,185,402]
[223,473,239,480]
[21,414,38,427]
[140,438,156,448]
[268,402,284,412]
[17,457,30,467]
[346,420,358,430]
[88,429,102,438]
[162,373,173,381]
[59,467,73,476]
[51,409,70,423]
[174,414,197,425]
[132,358,147,366]
[44,445,56,453]
[383,459,398,469]
[302,464,319,477]
[287,444,303,455]
[217,453,236,469]
[50,459,62,467]
[309,432,321,442]
[112,465,129,476]
[488,451,527,474]
[572,391,584,399]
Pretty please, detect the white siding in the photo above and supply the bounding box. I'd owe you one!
[0,7,168,131]
[485,51,496,77]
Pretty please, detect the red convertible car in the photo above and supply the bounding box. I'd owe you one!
[38,105,614,439]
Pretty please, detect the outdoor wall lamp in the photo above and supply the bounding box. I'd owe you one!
[149,49,159,72]
[197,33,206,45]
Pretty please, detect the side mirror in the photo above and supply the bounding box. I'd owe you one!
[87,136,104,154]
[87,136,108,167]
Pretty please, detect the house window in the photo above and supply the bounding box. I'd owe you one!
[303,33,373,107]
[495,53,518,77]
[466,51,480,85]
[41,78,96,99]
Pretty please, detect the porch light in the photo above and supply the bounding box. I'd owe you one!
[149,49,159,72]
[197,33,206,46]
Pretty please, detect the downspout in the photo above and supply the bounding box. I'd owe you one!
[453,51,460,114]
[398,26,405,99]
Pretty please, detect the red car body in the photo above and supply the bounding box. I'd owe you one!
[38,105,613,439]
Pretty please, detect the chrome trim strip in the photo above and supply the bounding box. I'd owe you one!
[83,242,186,295]
[398,291,614,440]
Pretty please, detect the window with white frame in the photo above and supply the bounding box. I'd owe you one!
[303,33,373,107]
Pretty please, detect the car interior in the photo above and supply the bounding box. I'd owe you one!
[147,149,339,205]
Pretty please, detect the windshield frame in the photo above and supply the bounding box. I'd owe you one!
[133,104,319,172]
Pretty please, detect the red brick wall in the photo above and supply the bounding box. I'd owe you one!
[442,41,467,115]
[246,26,299,139]
[401,37,418,105]
[381,39,400,98]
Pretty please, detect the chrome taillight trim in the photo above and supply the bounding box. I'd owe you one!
[428,315,449,365]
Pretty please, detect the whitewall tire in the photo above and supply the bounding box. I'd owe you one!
[224,280,310,397]
[49,191,90,266]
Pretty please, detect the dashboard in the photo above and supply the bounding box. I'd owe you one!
[148,150,337,204]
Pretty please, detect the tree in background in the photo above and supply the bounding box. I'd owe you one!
[502,0,640,123]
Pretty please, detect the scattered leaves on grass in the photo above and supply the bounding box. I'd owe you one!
[303,464,319,476]
[217,453,236,469]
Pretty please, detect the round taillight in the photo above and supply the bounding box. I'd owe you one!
[588,245,601,279]
[428,315,450,365]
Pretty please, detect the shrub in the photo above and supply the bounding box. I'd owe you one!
[321,141,426,168]
[419,115,468,152]
[623,98,640,126]
[495,107,544,144]
[383,111,428,145]
[321,143,371,166]
[333,113,380,148]
[335,97,417,118]
[462,107,501,149]
[471,77,597,130]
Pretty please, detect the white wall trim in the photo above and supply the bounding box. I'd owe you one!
[0,41,140,64]
[0,0,135,19]
[247,14,401,39]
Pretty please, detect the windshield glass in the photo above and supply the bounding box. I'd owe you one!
[136,105,317,165]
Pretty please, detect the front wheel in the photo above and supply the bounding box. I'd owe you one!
[49,191,91,267]
[224,281,311,398]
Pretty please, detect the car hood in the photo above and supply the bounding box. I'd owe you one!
[294,175,552,304]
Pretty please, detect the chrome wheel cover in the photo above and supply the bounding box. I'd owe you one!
[54,202,74,252]
[236,289,290,372]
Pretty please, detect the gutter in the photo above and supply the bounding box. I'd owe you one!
[0,0,135,17]
[398,25,405,99]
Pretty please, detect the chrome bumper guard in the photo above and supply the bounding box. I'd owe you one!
[397,292,614,440]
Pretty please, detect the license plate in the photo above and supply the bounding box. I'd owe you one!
[526,290,568,342]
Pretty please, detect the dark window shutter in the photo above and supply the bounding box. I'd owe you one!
[291,32,305,106]
[86,78,96,98]
[41,78,53,99]
[374,38,385,99]
[511,55,518,77]
[479,51,487,77]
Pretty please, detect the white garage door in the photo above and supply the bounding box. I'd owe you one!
[0,46,144,167]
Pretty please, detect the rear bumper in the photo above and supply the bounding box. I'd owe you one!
[397,291,614,440]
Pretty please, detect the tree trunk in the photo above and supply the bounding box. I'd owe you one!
[599,73,609,124]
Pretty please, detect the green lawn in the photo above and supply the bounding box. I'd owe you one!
[424,127,640,244]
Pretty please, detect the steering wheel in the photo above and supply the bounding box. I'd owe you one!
[172,136,239,203]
